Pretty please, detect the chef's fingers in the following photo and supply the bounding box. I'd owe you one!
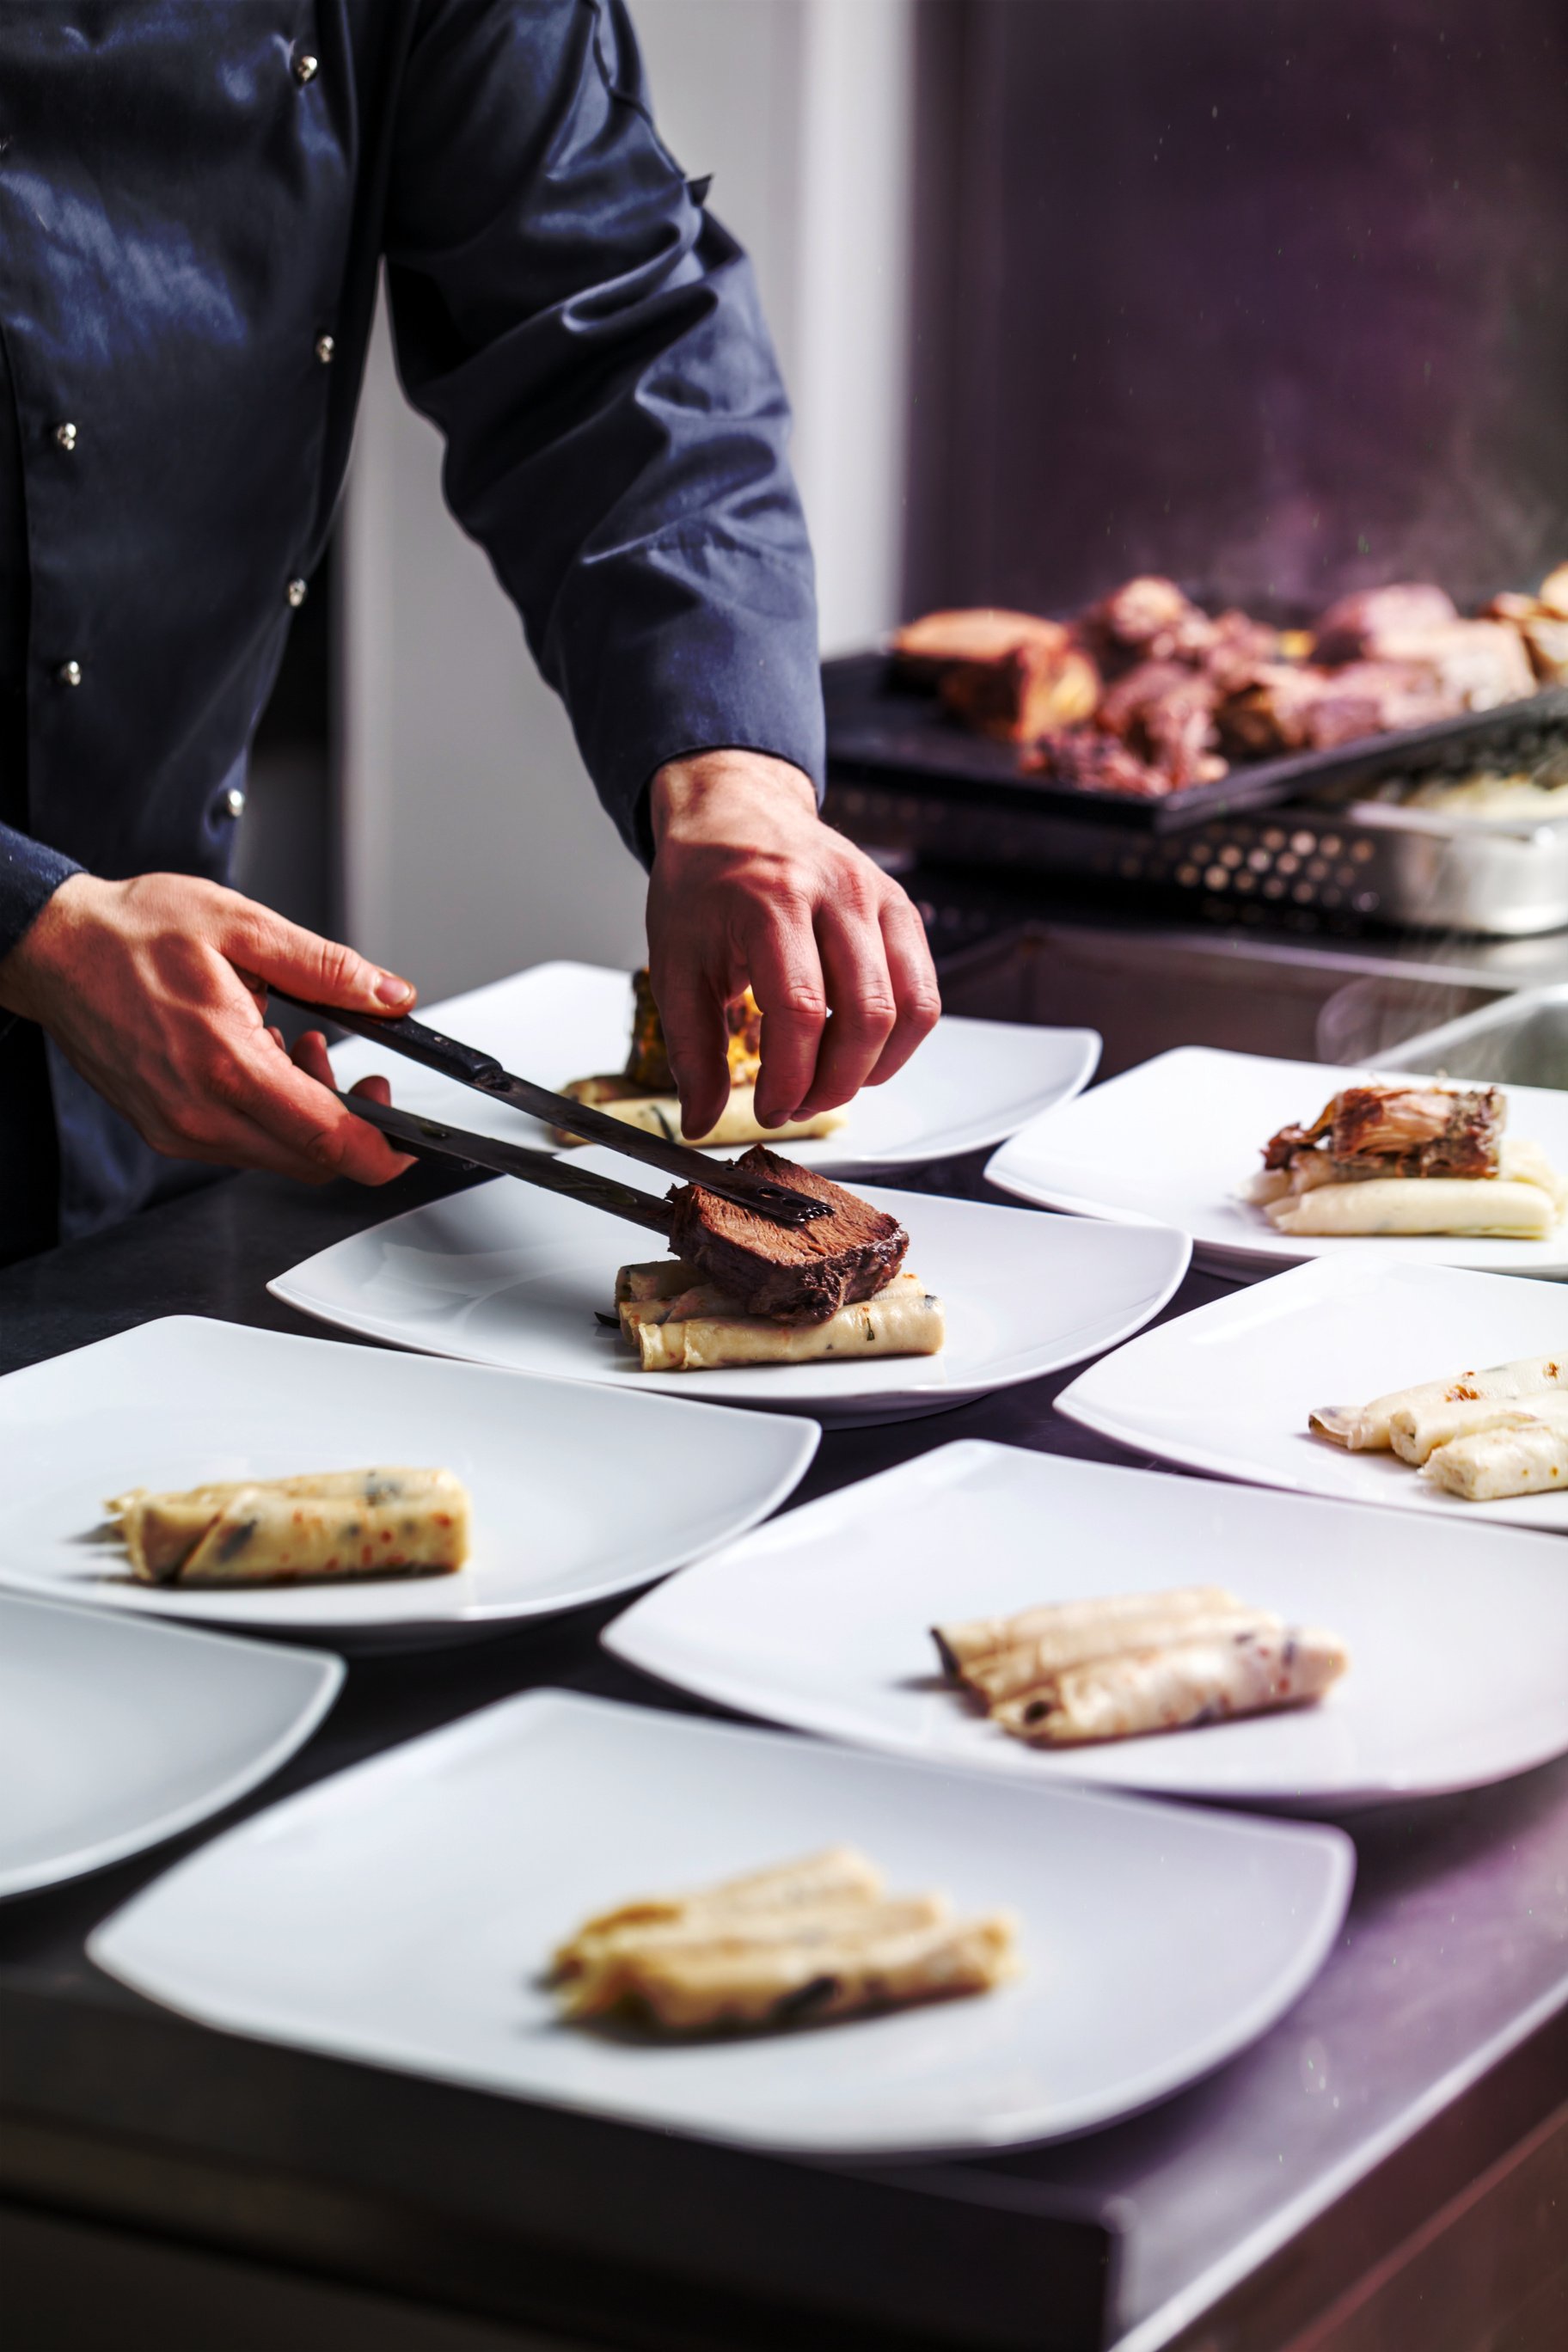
[792,898,899,1121]
[745,906,828,1128]
[215,897,416,1016]
[863,894,941,1087]
[168,1027,414,1185]
[650,965,732,1142]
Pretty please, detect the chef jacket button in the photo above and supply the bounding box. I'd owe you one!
[287,577,309,609]
[55,658,82,688]
[292,50,319,83]
[315,333,335,365]
[52,420,77,453]
[224,787,247,819]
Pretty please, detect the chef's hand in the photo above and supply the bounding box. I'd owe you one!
[0,872,417,1185]
[646,751,940,1139]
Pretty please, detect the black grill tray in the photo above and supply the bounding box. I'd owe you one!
[824,652,1568,837]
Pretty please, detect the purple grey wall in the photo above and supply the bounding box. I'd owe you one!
[904,0,1568,622]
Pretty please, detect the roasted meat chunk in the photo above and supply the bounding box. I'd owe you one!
[1024,728,1172,796]
[1218,660,1461,756]
[668,1146,909,1324]
[1094,660,1227,787]
[1312,584,1459,662]
[1081,575,1216,670]
[1262,1085,1504,1182]
[889,607,1074,683]
[937,633,1099,742]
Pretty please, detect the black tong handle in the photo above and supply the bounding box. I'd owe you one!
[275,988,829,1228]
[333,1090,673,1236]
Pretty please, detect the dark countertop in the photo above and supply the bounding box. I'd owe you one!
[2,1154,1565,2352]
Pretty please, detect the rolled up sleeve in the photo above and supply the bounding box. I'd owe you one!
[383,0,824,862]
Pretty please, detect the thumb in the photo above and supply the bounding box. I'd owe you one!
[221,901,416,1014]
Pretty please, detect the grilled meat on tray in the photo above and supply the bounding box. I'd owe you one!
[1094,660,1228,789]
[1263,1085,1504,1182]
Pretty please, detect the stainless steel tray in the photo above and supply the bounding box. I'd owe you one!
[824,781,1568,938]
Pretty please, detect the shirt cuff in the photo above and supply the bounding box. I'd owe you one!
[0,822,82,964]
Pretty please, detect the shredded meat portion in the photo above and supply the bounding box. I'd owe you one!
[1023,729,1173,798]
[1262,1085,1504,1180]
[1094,660,1227,788]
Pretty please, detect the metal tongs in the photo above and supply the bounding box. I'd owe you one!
[270,990,830,1230]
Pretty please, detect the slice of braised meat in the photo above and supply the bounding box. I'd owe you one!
[1218,660,1461,756]
[1262,1085,1504,1180]
[890,607,1072,685]
[1312,585,1459,663]
[1080,575,1217,671]
[669,1146,909,1323]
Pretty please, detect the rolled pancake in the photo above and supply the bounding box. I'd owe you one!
[995,1627,1350,1746]
[112,1468,469,1585]
[554,1077,844,1149]
[1309,1351,1568,1451]
[560,1894,952,2019]
[1268,1176,1556,1238]
[616,1264,944,1372]
[963,1608,1281,1706]
[1388,1393,1568,1466]
[556,1846,883,1973]
[932,1583,1240,1675]
[1422,1421,1568,1500]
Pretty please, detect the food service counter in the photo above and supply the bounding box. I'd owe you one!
[2,1148,1564,2352]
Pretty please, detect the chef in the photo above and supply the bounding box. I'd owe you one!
[0,3,939,1265]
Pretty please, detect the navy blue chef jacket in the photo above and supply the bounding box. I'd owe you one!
[0,0,823,1260]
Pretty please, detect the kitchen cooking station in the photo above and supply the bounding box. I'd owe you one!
[4,879,1567,2351]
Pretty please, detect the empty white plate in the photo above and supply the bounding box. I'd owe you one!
[329,959,1100,1172]
[986,1045,1568,1276]
[0,1318,818,1645]
[0,1589,340,1897]
[603,1439,1568,1808]
[90,1690,1352,2157]
[1057,1253,1568,1536]
[270,1156,1191,1423]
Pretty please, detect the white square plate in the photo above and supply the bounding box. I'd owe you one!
[330,959,1100,1172]
[985,1044,1568,1275]
[0,1319,818,1646]
[89,1691,1352,2157]
[1057,1253,1568,1536]
[270,1157,1191,1424]
[0,1590,340,1897]
[603,1439,1568,1808]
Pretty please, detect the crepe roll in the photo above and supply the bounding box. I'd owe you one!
[995,1626,1350,1746]
[556,1847,884,1975]
[1309,1351,1568,1451]
[962,1607,1282,1706]
[618,1266,944,1373]
[554,1077,845,1149]
[1387,1393,1568,1466]
[932,1584,1240,1675]
[560,1893,952,2019]
[1267,1176,1557,1239]
[567,1909,1020,2032]
[1422,1420,1568,1499]
[112,1468,469,1585]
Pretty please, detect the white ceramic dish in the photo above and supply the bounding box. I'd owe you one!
[0,1318,818,1646]
[603,1438,1568,1809]
[985,1044,1568,1276]
[90,1690,1352,2157]
[330,959,1100,1172]
[1057,1253,1568,1539]
[0,1589,340,1897]
[270,1155,1191,1424]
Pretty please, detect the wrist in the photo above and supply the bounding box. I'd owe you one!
[0,873,107,1020]
[650,750,818,848]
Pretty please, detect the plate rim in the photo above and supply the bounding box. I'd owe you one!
[88,1686,1356,2158]
[0,1587,343,1898]
[600,1435,1568,1808]
[0,1314,822,1640]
